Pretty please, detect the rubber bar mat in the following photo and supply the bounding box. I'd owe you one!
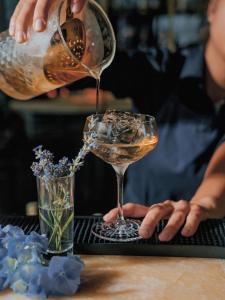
[0,215,225,258]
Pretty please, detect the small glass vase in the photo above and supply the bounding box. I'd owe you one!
[36,174,74,255]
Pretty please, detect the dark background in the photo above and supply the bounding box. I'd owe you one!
[0,0,208,216]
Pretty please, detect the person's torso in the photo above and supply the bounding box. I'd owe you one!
[124,45,225,205]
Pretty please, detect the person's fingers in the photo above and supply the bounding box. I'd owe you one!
[33,0,50,32]
[103,208,118,222]
[46,90,58,99]
[71,0,87,13]
[181,204,207,237]
[123,203,149,218]
[158,200,189,241]
[103,203,148,222]
[15,0,37,43]
[139,202,173,239]
[11,0,87,42]
[9,0,24,36]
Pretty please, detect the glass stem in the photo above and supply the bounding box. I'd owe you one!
[113,165,128,224]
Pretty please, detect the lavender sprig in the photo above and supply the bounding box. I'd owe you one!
[31,140,94,179]
[69,115,97,173]
[70,135,96,174]
[31,115,97,179]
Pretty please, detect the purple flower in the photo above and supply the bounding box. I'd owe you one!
[25,231,48,254]
[31,142,91,180]
[33,146,54,162]
[14,263,40,284]
[0,249,7,261]
[52,157,70,177]
[0,261,10,291]
[17,247,41,265]
[5,236,25,259]
[31,146,72,179]
[0,274,9,291]
[27,266,49,299]
[31,162,43,177]
[0,256,18,286]
[0,224,84,298]
[47,255,84,296]
[11,279,28,295]
[2,225,24,238]
[0,226,6,240]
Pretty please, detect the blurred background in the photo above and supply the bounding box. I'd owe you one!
[0,0,208,216]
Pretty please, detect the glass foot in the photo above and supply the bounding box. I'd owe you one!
[91,219,142,242]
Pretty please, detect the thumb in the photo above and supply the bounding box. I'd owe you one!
[103,203,149,223]
[103,208,118,223]
[71,0,87,13]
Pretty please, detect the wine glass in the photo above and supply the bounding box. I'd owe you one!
[84,111,158,242]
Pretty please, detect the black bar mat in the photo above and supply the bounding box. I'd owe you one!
[0,215,225,258]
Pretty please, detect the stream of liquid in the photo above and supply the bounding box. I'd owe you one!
[89,68,101,113]
[95,77,101,113]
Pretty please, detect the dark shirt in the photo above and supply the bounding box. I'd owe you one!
[101,45,225,205]
[0,0,18,31]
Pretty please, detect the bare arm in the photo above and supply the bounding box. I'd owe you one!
[190,142,225,218]
[104,141,225,241]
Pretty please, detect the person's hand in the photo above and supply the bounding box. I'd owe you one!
[9,0,87,43]
[103,200,211,241]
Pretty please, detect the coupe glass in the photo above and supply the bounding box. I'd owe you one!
[84,111,158,242]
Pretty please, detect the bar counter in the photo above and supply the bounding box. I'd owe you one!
[1,255,225,299]
[0,215,225,299]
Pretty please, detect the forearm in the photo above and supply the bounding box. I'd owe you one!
[191,142,225,218]
[191,175,225,218]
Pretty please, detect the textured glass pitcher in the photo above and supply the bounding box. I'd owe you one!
[0,0,116,100]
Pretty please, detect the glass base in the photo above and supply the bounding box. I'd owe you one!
[92,219,142,242]
[43,245,74,262]
[46,244,73,255]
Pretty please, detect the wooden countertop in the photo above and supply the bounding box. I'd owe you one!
[1,255,225,300]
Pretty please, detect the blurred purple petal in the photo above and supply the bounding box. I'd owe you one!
[2,225,24,238]
[11,279,28,295]
[47,255,84,295]
[25,231,48,253]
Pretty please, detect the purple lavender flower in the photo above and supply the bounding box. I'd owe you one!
[31,147,71,179]
[31,162,43,177]
[33,146,54,162]
[31,142,92,180]
[53,157,70,177]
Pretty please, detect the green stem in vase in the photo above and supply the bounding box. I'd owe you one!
[39,211,54,230]
[61,211,74,236]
